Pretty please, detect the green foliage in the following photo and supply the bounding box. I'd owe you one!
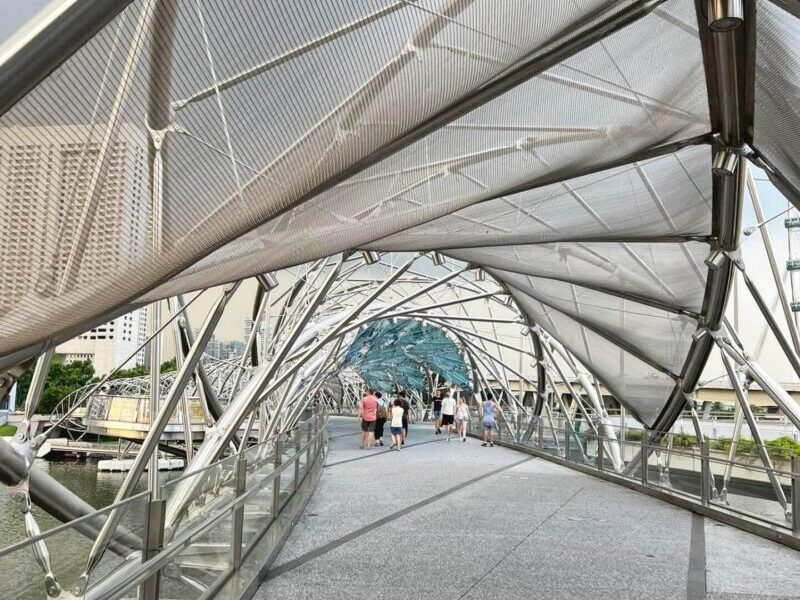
[13,359,95,415]
[764,436,800,460]
[672,433,697,448]
[624,429,643,441]
[107,364,149,380]
[106,358,176,381]
[692,435,800,460]
[0,424,17,436]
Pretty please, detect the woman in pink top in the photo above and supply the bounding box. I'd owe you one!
[359,389,379,449]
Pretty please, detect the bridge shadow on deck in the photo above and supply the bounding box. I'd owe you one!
[255,417,798,600]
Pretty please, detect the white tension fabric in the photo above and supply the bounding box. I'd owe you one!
[0,0,797,426]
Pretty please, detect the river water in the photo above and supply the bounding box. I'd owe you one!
[0,458,182,598]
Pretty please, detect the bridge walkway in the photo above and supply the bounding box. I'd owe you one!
[255,417,799,600]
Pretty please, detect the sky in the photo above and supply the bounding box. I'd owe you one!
[0,0,50,45]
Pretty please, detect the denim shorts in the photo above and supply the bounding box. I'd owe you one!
[390,426,403,436]
[433,410,441,418]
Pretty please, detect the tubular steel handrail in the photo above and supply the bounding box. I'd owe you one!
[468,415,800,550]
[0,408,329,600]
[103,409,328,600]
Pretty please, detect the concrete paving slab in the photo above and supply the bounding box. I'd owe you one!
[254,417,800,600]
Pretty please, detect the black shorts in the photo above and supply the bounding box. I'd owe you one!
[361,419,375,432]
[402,420,409,431]
[442,414,454,426]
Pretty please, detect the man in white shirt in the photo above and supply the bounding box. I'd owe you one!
[440,390,457,441]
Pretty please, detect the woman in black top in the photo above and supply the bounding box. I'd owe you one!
[398,390,411,445]
[431,391,442,435]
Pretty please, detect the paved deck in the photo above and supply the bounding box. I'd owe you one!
[255,417,799,600]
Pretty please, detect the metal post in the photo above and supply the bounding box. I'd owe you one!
[305,420,312,477]
[230,456,247,572]
[746,168,800,356]
[147,299,162,495]
[272,438,282,521]
[641,430,649,486]
[17,348,55,442]
[720,348,789,512]
[739,269,800,381]
[718,336,800,431]
[792,455,800,536]
[564,423,571,461]
[293,428,301,490]
[81,283,240,589]
[700,441,711,506]
[537,417,544,449]
[596,433,604,471]
[140,499,165,600]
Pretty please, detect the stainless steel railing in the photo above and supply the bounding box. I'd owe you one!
[467,412,800,547]
[0,408,329,600]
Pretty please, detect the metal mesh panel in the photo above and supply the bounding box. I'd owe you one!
[2,0,671,356]
[140,0,709,302]
[753,1,800,196]
[448,240,709,312]
[491,269,695,374]
[373,145,712,251]
[509,287,677,426]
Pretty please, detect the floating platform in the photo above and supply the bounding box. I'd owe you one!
[97,458,184,472]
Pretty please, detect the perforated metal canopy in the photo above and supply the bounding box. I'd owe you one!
[1,0,798,428]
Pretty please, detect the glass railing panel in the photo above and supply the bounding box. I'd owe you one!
[709,453,792,527]
[161,507,235,599]
[161,453,240,541]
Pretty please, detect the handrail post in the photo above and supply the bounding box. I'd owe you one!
[305,420,312,479]
[564,425,570,461]
[792,455,800,536]
[700,440,711,506]
[596,433,604,471]
[272,438,282,521]
[537,417,544,449]
[641,430,649,486]
[140,498,166,600]
[230,455,247,573]
[293,428,301,489]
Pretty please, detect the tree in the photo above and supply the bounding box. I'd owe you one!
[107,364,149,380]
[106,358,176,381]
[14,359,96,414]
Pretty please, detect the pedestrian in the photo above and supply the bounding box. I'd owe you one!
[358,388,378,449]
[390,398,404,451]
[455,393,470,442]
[374,391,387,446]
[398,390,411,445]
[440,389,456,441]
[431,390,442,435]
[480,395,497,447]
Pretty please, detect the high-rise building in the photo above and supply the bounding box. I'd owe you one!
[0,123,151,376]
[0,123,150,308]
[57,308,147,375]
